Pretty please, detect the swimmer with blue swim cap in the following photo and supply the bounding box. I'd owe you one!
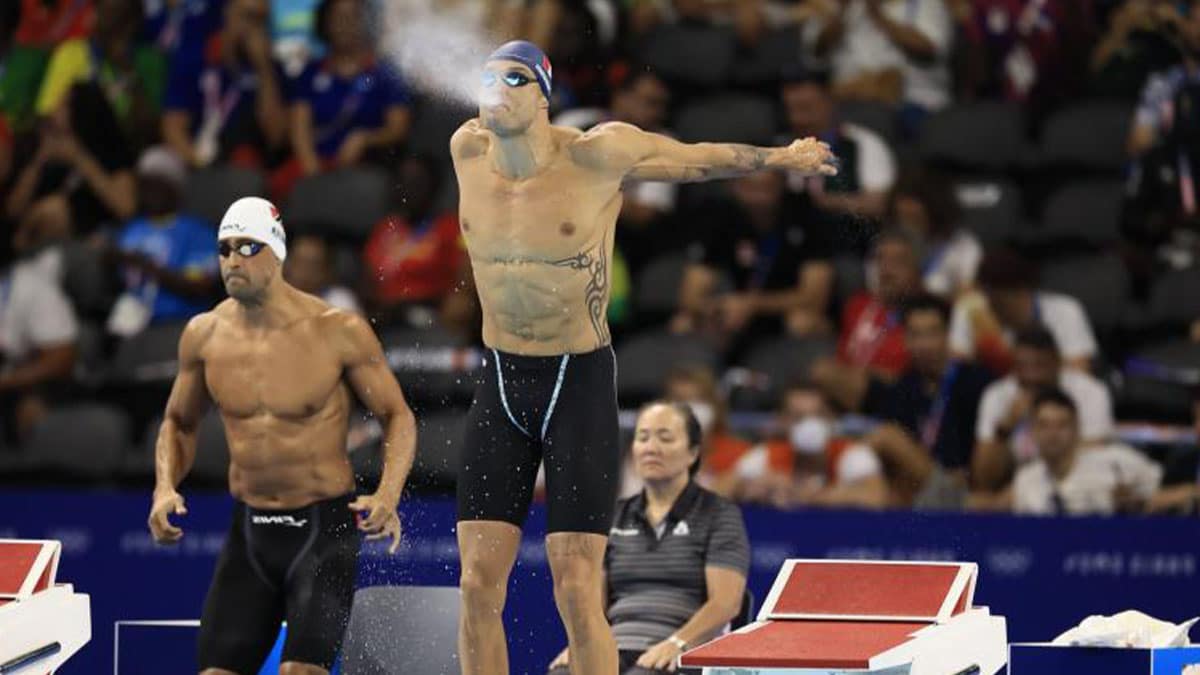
[485,40,553,101]
[453,41,840,675]
[475,40,556,138]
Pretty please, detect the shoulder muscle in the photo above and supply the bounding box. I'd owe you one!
[450,119,489,161]
[179,312,218,365]
[569,121,647,172]
[325,309,385,367]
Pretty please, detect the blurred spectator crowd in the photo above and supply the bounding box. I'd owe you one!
[1,0,1198,518]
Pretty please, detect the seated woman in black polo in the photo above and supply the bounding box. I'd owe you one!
[548,401,751,675]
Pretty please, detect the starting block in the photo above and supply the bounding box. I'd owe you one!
[679,559,1007,675]
[0,540,91,674]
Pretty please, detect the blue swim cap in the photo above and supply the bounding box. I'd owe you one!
[486,40,553,100]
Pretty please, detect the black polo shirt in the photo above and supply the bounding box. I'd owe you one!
[862,361,994,469]
[605,481,750,653]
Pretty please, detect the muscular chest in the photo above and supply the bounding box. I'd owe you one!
[457,160,621,259]
[203,326,343,417]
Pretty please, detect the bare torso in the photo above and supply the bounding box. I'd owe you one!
[196,295,355,509]
[455,123,623,355]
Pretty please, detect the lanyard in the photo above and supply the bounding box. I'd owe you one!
[315,70,372,145]
[922,241,949,277]
[1179,151,1196,215]
[919,362,960,449]
[201,68,245,131]
[748,234,782,291]
[157,1,189,51]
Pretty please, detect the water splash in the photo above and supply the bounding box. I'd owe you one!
[379,0,494,108]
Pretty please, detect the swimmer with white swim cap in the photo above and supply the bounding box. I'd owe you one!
[452,40,839,675]
[147,196,417,675]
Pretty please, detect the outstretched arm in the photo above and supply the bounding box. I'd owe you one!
[572,122,839,183]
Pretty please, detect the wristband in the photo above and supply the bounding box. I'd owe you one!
[667,635,688,650]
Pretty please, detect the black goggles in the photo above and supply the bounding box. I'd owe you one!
[481,70,536,89]
[218,240,266,258]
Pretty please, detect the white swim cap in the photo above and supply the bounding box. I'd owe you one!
[217,196,287,261]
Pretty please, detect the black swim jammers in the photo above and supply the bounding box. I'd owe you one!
[197,494,359,673]
[457,346,620,534]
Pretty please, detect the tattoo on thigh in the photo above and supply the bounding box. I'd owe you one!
[549,245,610,347]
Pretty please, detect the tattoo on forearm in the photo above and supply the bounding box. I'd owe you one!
[549,245,611,347]
[649,145,771,182]
[728,145,770,171]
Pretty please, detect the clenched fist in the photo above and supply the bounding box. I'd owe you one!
[769,137,840,176]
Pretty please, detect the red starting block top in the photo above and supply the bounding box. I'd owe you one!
[760,560,977,623]
[0,540,61,600]
[682,620,928,670]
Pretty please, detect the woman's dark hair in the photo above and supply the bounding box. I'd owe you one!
[889,167,962,239]
[639,400,704,477]
[67,82,134,169]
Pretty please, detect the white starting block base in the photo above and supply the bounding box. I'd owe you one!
[0,540,91,674]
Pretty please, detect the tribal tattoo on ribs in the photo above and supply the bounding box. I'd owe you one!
[549,245,611,347]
